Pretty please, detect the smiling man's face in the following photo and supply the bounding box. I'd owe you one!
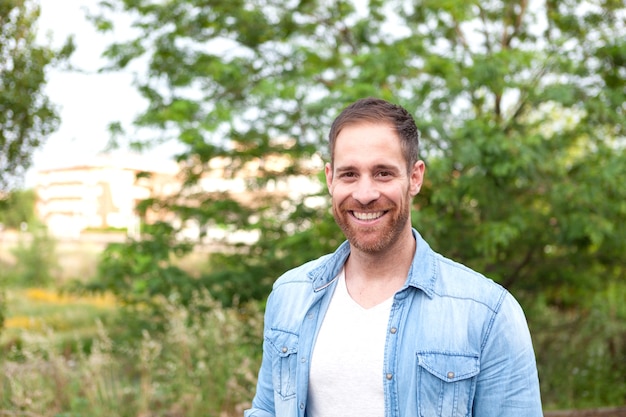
[325,122,425,254]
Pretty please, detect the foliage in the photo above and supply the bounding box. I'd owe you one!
[530,281,626,408]
[82,182,340,309]
[0,290,4,337]
[85,221,194,311]
[0,188,37,229]
[85,0,626,408]
[202,181,342,306]
[0,292,263,417]
[87,0,626,301]
[0,0,74,191]
[0,286,624,414]
[0,188,41,331]
[3,226,59,287]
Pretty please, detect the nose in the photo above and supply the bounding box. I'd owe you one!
[352,176,380,205]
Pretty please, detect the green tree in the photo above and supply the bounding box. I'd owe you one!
[0,188,36,228]
[89,0,625,408]
[90,0,625,300]
[0,0,74,191]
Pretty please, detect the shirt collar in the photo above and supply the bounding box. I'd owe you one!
[308,228,436,298]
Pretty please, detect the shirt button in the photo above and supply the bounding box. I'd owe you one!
[282,347,288,353]
[300,403,305,409]
[386,373,393,380]
[390,327,397,334]
[447,372,455,379]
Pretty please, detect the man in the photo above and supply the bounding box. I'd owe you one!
[245,97,543,417]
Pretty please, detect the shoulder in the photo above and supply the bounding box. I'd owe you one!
[262,253,336,332]
[431,252,510,313]
[420,252,532,353]
[411,230,509,312]
[272,253,333,289]
[265,253,334,312]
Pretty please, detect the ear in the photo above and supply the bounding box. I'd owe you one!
[325,162,333,194]
[409,160,425,197]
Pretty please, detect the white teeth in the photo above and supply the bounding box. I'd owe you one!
[353,211,384,220]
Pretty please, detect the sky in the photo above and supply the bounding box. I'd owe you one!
[26,0,172,185]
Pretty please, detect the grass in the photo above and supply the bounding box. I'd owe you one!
[1,232,625,414]
[0,232,265,416]
[0,286,263,416]
[1,287,118,350]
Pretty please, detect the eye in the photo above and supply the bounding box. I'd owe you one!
[376,170,393,178]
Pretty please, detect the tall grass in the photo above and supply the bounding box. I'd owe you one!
[1,230,263,416]
[1,288,117,353]
[0,293,263,417]
[1,231,625,413]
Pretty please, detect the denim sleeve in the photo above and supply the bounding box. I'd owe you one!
[244,299,276,417]
[473,292,543,416]
[244,341,275,416]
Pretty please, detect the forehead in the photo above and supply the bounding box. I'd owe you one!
[333,122,403,164]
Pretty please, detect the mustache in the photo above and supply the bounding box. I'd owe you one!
[339,200,391,211]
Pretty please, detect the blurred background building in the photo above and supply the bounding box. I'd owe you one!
[35,154,179,239]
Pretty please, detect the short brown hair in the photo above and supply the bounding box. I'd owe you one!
[328,97,420,172]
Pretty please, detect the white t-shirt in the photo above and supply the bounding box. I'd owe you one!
[307,269,394,417]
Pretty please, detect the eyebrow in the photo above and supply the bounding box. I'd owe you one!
[334,163,401,173]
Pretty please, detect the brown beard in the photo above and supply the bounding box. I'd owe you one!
[332,196,410,254]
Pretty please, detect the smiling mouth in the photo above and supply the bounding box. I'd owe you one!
[351,211,385,221]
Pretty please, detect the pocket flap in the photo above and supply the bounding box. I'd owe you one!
[267,329,298,357]
[417,352,479,382]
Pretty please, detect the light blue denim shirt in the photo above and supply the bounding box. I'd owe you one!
[245,229,543,417]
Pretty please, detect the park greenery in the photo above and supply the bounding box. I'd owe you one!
[0,0,74,191]
[1,0,626,415]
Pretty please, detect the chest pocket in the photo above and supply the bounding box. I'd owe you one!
[267,329,299,400]
[416,351,479,417]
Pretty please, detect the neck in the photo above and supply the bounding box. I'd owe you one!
[343,228,416,308]
[348,228,415,279]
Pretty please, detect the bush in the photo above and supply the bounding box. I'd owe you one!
[4,227,59,287]
[529,281,626,409]
[0,291,263,416]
